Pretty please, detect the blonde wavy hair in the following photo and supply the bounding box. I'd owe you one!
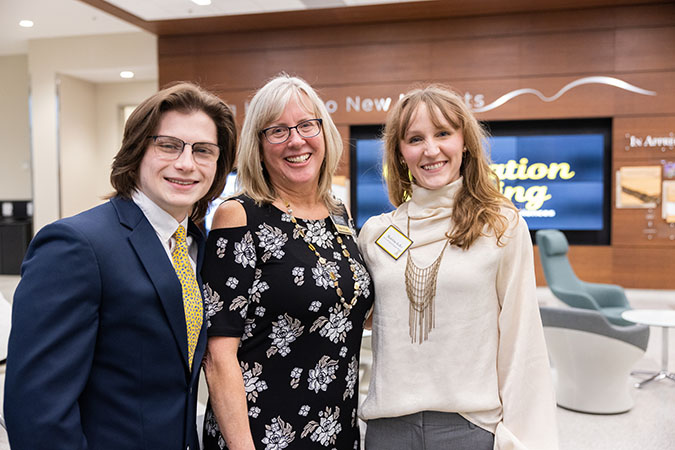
[236,74,343,212]
[383,85,515,249]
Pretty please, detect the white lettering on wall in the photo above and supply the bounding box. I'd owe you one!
[325,100,338,113]
[627,133,675,150]
[345,96,392,112]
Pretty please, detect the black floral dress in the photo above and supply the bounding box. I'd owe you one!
[201,195,373,450]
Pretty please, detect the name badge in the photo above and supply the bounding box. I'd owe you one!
[375,225,412,260]
[330,210,353,235]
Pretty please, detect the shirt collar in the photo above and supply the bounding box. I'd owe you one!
[131,190,190,243]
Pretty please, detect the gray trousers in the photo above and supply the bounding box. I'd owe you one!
[365,411,494,450]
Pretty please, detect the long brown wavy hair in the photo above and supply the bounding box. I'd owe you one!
[383,85,515,249]
[109,81,237,223]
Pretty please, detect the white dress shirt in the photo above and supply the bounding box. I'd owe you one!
[132,190,198,272]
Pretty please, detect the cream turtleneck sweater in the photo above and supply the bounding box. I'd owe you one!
[358,178,558,450]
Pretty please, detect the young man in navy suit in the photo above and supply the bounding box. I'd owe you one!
[4,82,236,450]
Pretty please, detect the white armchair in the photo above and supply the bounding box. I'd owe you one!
[540,306,649,414]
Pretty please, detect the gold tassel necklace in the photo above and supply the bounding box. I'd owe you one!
[404,216,450,344]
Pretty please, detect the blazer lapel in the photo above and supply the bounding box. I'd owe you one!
[113,197,190,371]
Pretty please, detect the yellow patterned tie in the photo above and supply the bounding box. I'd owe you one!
[172,225,203,370]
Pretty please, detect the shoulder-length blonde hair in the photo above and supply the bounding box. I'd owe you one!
[237,74,343,212]
[383,85,515,249]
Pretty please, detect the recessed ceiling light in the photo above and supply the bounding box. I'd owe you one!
[191,0,212,5]
[19,20,34,28]
[120,71,135,79]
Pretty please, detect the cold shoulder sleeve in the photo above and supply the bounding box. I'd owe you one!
[202,225,258,338]
[494,212,559,450]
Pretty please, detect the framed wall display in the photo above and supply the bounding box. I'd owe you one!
[615,166,662,209]
[663,180,675,223]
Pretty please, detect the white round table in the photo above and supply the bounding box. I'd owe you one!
[621,309,675,388]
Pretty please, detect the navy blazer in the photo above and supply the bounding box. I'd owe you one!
[4,197,207,450]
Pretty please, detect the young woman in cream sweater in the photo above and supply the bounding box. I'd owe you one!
[358,85,558,450]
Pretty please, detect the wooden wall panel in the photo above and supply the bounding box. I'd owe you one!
[613,72,675,116]
[613,247,675,288]
[430,37,521,80]
[156,2,675,288]
[518,31,615,76]
[616,27,675,72]
[534,246,614,286]
[156,4,675,57]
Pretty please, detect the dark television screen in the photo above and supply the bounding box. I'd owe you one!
[350,119,611,245]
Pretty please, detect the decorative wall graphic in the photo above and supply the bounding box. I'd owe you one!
[664,161,675,179]
[616,166,662,209]
[473,76,657,113]
[663,181,675,223]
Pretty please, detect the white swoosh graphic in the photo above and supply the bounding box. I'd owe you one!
[473,76,656,113]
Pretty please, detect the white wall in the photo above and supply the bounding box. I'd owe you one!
[95,80,158,197]
[0,55,31,200]
[27,32,157,230]
[58,76,158,218]
[58,75,98,218]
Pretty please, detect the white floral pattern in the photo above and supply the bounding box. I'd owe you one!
[249,277,270,303]
[241,361,268,403]
[202,282,223,328]
[351,259,372,299]
[292,266,305,286]
[233,231,256,268]
[267,314,304,357]
[304,219,334,249]
[215,237,228,258]
[204,408,220,438]
[242,318,256,342]
[262,417,295,450]
[307,355,339,393]
[312,259,340,289]
[310,305,353,344]
[226,276,239,289]
[301,406,342,446]
[204,411,227,450]
[257,223,288,262]
[309,300,322,312]
[290,367,303,389]
[343,355,358,400]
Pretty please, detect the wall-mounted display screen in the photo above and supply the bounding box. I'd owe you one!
[350,119,611,245]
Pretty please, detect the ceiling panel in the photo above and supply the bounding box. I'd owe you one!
[103,0,424,21]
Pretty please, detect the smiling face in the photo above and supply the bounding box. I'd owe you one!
[138,109,218,221]
[261,93,325,198]
[399,102,465,191]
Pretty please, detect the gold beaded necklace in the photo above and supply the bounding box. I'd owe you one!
[284,201,361,314]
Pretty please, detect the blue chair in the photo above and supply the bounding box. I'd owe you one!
[536,229,632,326]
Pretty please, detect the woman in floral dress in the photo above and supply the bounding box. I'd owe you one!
[201,74,373,450]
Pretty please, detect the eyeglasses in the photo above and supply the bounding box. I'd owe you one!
[261,118,323,144]
[149,135,220,165]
